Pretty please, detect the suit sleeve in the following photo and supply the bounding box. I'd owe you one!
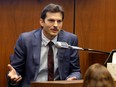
[67,35,82,79]
[10,34,26,76]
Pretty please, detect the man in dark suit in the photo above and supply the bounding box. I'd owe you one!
[7,3,81,87]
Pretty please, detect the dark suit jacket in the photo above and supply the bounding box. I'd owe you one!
[8,29,81,87]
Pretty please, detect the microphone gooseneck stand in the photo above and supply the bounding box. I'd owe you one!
[55,42,110,54]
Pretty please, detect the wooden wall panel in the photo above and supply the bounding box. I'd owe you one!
[75,0,116,77]
[0,0,74,87]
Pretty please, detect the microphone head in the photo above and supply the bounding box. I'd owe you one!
[55,41,84,50]
[55,42,69,49]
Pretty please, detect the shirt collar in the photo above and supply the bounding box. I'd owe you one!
[42,30,57,46]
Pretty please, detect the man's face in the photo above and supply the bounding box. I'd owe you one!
[40,12,63,40]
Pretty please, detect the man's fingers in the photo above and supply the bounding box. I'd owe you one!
[11,75,22,83]
[8,64,17,76]
[67,77,77,80]
[8,64,14,71]
[15,75,22,83]
[8,64,18,81]
[10,75,19,80]
[7,64,22,84]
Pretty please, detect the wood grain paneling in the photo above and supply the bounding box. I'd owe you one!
[75,0,116,77]
[0,0,74,87]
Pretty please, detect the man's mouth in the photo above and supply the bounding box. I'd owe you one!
[51,28,58,31]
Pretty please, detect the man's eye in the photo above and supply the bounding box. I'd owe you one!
[48,19,62,23]
[48,20,55,22]
[57,20,62,23]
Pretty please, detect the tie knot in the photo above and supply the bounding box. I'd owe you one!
[48,41,54,47]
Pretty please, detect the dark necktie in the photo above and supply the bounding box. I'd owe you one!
[48,41,54,81]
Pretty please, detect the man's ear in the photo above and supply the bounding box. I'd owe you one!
[40,18,44,26]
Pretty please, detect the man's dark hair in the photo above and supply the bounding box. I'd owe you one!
[41,3,64,20]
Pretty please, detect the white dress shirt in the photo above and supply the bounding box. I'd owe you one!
[36,30,59,82]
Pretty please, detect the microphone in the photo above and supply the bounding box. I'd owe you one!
[55,41,83,50]
[55,41,110,54]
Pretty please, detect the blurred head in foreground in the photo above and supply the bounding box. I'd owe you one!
[83,63,115,87]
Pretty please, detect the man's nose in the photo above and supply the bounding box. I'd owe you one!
[53,21,58,27]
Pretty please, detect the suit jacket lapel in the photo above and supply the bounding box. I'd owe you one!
[32,29,42,66]
[57,30,69,79]
[32,29,42,80]
[57,30,67,60]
